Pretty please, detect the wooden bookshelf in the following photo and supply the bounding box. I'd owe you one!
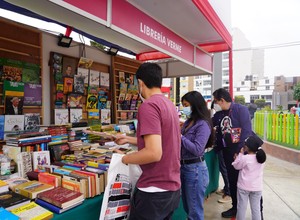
[111,56,141,123]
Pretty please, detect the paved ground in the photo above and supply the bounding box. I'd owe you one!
[203,154,300,220]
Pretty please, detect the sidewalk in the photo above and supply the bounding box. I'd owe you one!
[203,154,300,220]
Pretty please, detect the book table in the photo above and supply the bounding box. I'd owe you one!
[52,150,219,219]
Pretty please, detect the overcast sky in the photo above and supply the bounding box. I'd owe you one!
[231,0,300,78]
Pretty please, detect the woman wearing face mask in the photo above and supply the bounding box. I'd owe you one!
[180,91,214,220]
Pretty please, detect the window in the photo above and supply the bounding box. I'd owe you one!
[223,69,229,76]
[266,86,270,90]
[237,88,240,91]
[241,81,245,85]
[223,53,229,59]
[265,79,269,84]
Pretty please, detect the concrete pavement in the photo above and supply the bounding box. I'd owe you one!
[203,154,300,220]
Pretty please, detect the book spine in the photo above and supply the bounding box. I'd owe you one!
[35,199,61,214]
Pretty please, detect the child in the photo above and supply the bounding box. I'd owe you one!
[232,135,266,220]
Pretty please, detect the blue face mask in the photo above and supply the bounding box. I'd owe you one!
[183,106,191,117]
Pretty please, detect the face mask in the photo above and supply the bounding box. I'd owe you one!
[214,103,222,112]
[183,106,191,117]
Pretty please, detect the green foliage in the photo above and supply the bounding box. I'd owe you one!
[254,99,266,108]
[90,41,106,50]
[262,105,272,112]
[293,83,300,102]
[234,95,245,105]
[276,105,283,112]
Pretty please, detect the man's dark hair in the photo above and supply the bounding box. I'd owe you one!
[212,88,232,102]
[136,63,162,88]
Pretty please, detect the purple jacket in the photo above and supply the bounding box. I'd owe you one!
[212,102,252,152]
[181,119,211,160]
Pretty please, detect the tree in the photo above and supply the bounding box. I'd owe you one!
[234,95,245,105]
[293,83,300,107]
[254,99,266,109]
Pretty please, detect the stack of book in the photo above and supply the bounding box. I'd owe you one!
[0,180,9,193]
[0,191,31,210]
[14,180,54,199]
[36,187,84,214]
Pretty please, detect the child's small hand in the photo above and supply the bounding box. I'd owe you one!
[233,153,237,160]
[240,147,244,154]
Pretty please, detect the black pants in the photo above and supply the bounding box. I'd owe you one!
[222,145,240,209]
[129,188,181,220]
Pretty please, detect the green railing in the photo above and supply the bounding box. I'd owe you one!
[254,112,300,150]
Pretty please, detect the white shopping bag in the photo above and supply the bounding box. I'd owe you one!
[99,153,142,220]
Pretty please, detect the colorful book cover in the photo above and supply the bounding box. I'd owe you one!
[77,67,89,86]
[119,83,128,93]
[10,202,53,219]
[23,83,42,106]
[56,91,64,102]
[17,152,33,179]
[54,109,69,125]
[100,109,111,124]
[0,115,4,140]
[0,191,31,211]
[119,71,125,83]
[89,69,100,87]
[56,83,64,92]
[0,207,19,220]
[5,96,24,115]
[21,62,40,84]
[70,108,82,123]
[63,77,74,94]
[3,81,25,105]
[106,100,111,109]
[24,113,40,132]
[4,115,24,139]
[86,94,98,109]
[32,151,51,171]
[78,57,93,69]
[100,72,110,88]
[67,93,83,108]
[74,74,85,93]
[98,90,107,109]
[1,66,22,82]
[62,56,77,77]
[36,187,84,209]
[88,109,99,119]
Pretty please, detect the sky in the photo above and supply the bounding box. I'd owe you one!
[231,0,300,77]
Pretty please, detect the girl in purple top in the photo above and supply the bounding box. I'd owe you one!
[232,135,266,220]
[180,91,214,220]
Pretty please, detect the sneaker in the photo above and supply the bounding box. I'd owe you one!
[216,189,224,195]
[221,208,237,218]
[218,195,232,203]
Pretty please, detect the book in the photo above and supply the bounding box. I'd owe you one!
[63,77,74,94]
[17,152,33,179]
[67,93,83,108]
[14,181,54,199]
[100,72,110,88]
[4,115,25,140]
[3,81,25,105]
[101,109,111,124]
[88,109,99,119]
[61,178,81,193]
[23,83,42,106]
[35,198,83,214]
[4,96,24,115]
[0,115,4,140]
[10,202,53,220]
[32,151,51,171]
[63,175,88,198]
[38,172,61,187]
[24,113,40,132]
[48,143,70,162]
[4,177,29,192]
[86,94,98,109]
[89,69,100,87]
[98,90,107,109]
[1,65,22,82]
[0,180,9,193]
[21,63,40,84]
[70,108,82,123]
[119,71,125,83]
[54,109,69,125]
[74,74,85,93]
[78,57,93,69]
[62,56,77,77]
[77,67,89,86]
[36,186,84,209]
[0,190,31,211]
[0,207,19,220]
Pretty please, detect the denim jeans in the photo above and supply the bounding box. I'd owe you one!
[181,161,209,220]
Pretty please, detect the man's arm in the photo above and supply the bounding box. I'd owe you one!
[122,134,162,165]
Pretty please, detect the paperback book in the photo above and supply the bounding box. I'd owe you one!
[23,83,42,106]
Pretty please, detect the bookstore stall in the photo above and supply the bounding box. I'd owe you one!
[0,1,231,219]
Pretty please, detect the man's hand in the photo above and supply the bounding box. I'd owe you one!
[114,134,129,145]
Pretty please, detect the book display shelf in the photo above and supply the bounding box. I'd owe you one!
[49,52,111,126]
[0,18,43,148]
[111,56,141,124]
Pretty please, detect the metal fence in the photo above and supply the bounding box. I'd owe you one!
[254,112,300,149]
